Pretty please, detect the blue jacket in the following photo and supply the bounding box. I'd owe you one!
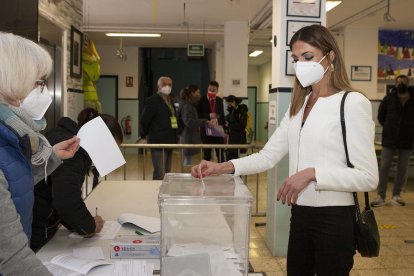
[0,121,34,239]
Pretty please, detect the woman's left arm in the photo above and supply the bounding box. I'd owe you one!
[315,93,379,192]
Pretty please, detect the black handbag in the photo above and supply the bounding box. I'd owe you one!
[340,91,380,258]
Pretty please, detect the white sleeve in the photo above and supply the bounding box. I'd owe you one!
[315,93,379,192]
[231,109,290,176]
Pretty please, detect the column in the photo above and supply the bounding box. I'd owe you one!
[265,0,326,256]
[223,21,249,97]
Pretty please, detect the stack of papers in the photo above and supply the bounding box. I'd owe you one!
[118,213,160,233]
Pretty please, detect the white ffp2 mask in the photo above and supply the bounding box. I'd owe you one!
[160,85,172,96]
[293,55,329,87]
[21,85,52,120]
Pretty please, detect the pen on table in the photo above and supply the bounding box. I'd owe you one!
[135,230,143,235]
[95,207,98,217]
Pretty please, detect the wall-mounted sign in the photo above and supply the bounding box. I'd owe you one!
[269,101,276,125]
[187,44,204,57]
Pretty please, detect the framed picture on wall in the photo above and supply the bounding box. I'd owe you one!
[287,0,321,18]
[70,26,83,79]
[351,66,372,81]
[286,20,321,45]
[285,50,295,76]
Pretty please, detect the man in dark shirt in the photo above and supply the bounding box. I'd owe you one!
[141,76,177,180]
[371,75,414,207]
[197,81,225,161]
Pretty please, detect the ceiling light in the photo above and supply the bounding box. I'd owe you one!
[249,50,263,57]
[105,33,161,37]
[326,1,342,12]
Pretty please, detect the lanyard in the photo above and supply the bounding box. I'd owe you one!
[209,97,216,113]
[158,93,175,116]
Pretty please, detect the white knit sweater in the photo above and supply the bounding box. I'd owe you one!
[231,91,379,207]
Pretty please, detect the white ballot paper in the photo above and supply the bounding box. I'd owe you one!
[73,246,105,260]
[77,117,125,176]
[69,220,121,240]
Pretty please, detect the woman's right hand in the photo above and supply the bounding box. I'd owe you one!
[94,215,104,233]
[191,160,235,178]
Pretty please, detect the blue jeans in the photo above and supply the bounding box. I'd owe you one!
[378,147,412,199]
[150,148,172,180]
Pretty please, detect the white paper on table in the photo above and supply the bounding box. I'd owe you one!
[43,262,82,276]
[77,117,125,176]
[111,260,154,276]
[48,254,112,275]
[68,220,121,240]
[73,246,105,260]
[118,213,160,233]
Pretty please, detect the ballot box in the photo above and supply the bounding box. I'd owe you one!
[158,173,253,276]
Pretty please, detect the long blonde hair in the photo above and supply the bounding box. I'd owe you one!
[289,25,357,117]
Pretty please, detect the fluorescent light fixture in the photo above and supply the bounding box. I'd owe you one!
[249,50,263,57]
[105,33,161,37]
[326,1,342,12]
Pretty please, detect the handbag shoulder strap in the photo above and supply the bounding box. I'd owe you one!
[340,91,371,211]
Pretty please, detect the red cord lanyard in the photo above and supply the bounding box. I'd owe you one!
[209,97,216,113]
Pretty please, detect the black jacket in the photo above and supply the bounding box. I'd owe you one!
[31,117,95,251]
[378,91,414,150]
[226,104,248,145]
[197,95,225,142]
[141,93,177,144]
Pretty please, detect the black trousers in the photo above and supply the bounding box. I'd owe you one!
[287,205,356,276]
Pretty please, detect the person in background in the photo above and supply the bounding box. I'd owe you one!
[197,80,226,161]
[30,108,123,252]
[224,95,248,161]
[141,76,177,180]
[371,75,414,207]
[191,25,378,275]
[178,85,216,165]
[0,32,79,276]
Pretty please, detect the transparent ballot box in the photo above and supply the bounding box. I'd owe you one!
[158,173,253,276]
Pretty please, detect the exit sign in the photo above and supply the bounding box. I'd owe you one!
[187,44,204,56]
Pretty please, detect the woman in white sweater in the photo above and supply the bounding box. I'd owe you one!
[192,25,378,275]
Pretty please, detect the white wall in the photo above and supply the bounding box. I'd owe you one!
[259,61,272,102]
[248,65,260,90]
[342,18,379,99]
[248,61,271,102]
[96,45,139,99]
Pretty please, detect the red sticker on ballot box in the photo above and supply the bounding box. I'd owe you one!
[132,240,142,244]
[113,246,120,252]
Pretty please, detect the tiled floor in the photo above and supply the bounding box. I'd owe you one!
[107,151,414,275]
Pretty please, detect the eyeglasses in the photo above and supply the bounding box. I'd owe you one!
[35,79,46,93]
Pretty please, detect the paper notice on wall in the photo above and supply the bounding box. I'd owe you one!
[77,117,126,176]
[268,100,276,125]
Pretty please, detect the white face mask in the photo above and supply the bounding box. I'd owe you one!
[293,55,329,87]
[20,85,52,120]
[160,85,172,96]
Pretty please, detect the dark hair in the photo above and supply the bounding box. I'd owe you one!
[180,84,199,100]
[77,108,99,127]
[209,80,219,88]
[77,108,123,144]
[396,74,409,84]
[225,94,242,104]
[100,114,124,144]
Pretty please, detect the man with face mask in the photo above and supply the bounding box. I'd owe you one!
[197,81,226,161]
[141,76,177,180]
[371,75,414,207]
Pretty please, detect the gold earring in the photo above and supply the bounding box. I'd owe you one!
[330,63,335,71]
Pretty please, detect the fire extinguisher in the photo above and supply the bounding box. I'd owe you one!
[121,116,132,135]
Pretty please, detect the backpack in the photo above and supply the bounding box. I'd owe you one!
[245,111,253,143]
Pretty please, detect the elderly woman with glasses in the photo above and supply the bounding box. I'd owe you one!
[0,32,80,275]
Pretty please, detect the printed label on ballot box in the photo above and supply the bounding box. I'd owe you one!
[110,235,160,259]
